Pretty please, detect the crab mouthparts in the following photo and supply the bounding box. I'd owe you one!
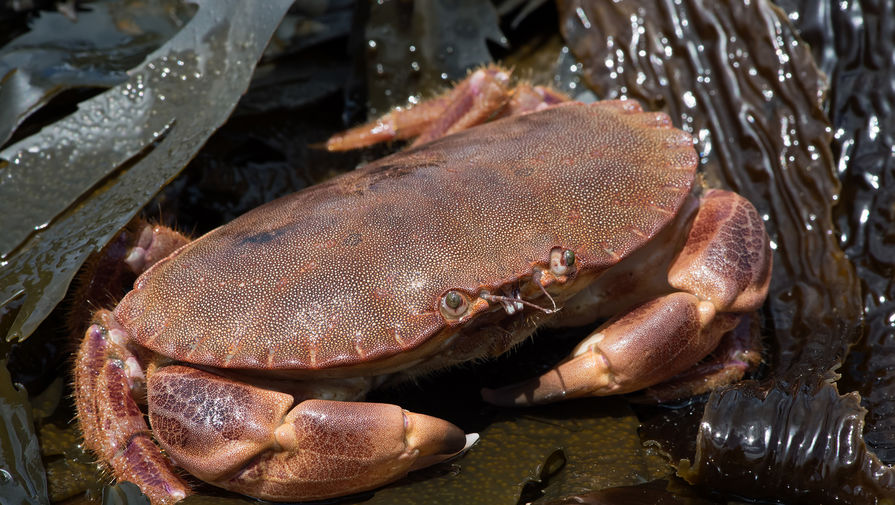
[480,289,558,316]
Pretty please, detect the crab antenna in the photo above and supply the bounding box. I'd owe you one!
[480,293,558,314]
[537,281,558,313]
[531,269,559,313]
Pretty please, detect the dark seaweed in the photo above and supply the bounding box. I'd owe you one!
[680,377,894,503]
[777,0,895,467]
[363,0,507,116]
[0,0,195,148]
[559,0,861,374]
[0,360,48,505]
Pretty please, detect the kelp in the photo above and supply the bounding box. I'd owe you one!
[0,0,293,344]
[777,0,895,467]
[0,360,48,505]
[0,0,195,148]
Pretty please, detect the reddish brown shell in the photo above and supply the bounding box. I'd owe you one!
[114,101,697,370]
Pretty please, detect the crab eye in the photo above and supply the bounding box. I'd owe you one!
[440,290,469,319]
[550,248,577,276]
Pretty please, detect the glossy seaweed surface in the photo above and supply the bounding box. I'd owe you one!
[1,0,894,504]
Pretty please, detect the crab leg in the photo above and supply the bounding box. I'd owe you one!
[70,223,189,327]
[123,222,191,274]
[637,312,763,402]
[147,365,469,502]
[326,65,571,151]
[327,65,513,151]
[483,189,772,405]
[74,311,190,505]
[72,225,196,504]
[502,83,570,117]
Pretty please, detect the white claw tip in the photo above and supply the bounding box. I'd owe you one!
[463,433,480,452]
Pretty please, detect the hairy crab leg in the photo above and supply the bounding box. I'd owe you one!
[483,189,772,405]
[327,65,511,151]
[70,223,190,331]
[74,312,190,505]
[73,224,193,504]
[407,66,512,147]
[123,222,191,274]
[502,83,570,117]
[147,365,469,502]
[326,65,570,151]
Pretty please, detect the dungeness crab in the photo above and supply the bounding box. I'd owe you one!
[74,68,771,504]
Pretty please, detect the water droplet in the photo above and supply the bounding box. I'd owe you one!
[868,115,880,141]
[575,6,592,29]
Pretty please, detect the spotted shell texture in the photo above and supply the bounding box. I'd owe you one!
[114,101,698,370]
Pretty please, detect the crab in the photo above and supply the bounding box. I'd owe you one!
[74,67,771,504]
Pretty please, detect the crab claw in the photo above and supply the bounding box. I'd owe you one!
[229,400,468,500]
[148,366,467,502]
[481,293,741,406]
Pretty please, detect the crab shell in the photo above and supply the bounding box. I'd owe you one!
[114,101,697,376]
